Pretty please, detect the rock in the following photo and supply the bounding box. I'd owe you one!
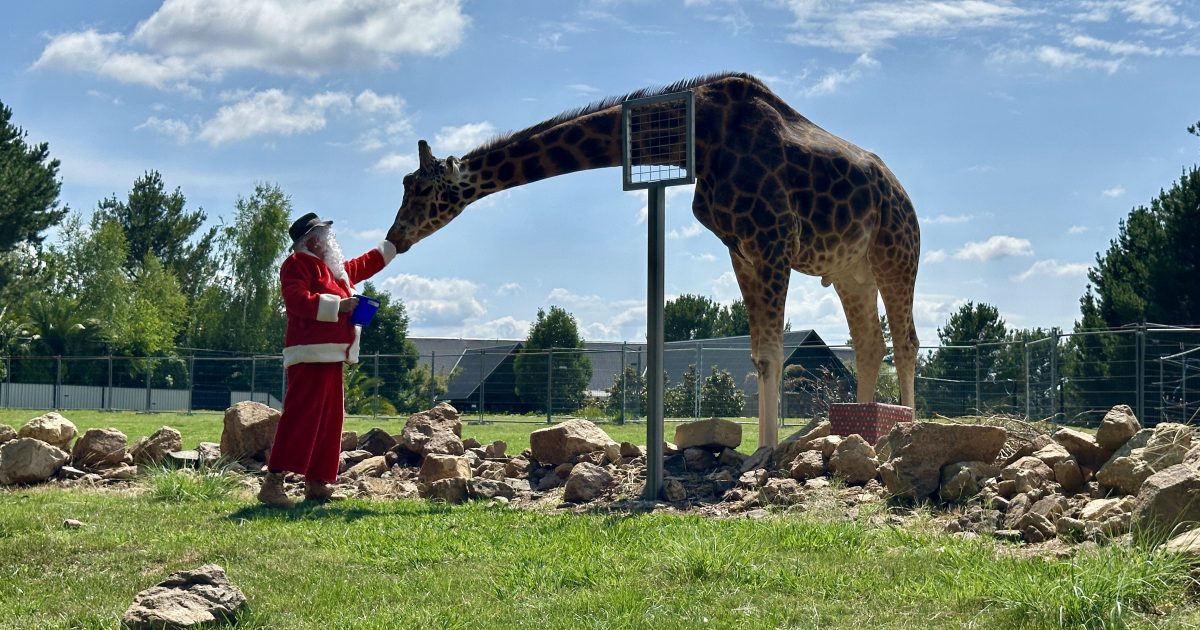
[357,428,398,456]
[1097,424,1194,495]
[740,446,773,473]
[1017,512,1056,539]
[1165,529,1200,557]
[1002,434,1055,468]
[813,435,844,460]
[619,442,642,458]
[828,434,878,485]
[463,437,482,450]
[804,477,830,490]
[130,427,183,466]
[1081,497,1125,521]
[789,450,826,481]
[0,438,69,484]
[122,564,246,629]
[71,428,128,469]
[675,417,742,451]
[562,462,613,503]
[682,447,718,472]
[197,442,221,463]
[1052,428,1111,472]
[1002,456,1055,494]
[468,478,516,500]
[102,464,138,481]
[423,477,469,503]
[1054,458,1085,493]
[1056,517,1089,541]
[18,412,77,450]
[529,419,617,466]
[219,401,279,461]
[504,457,530,478]
[664,478,688,502]
[1096,404,1141,452]
[418,454,472,484]
[57,465,86,480]
[993,529,1024,543]
[340,431,358,452]
[1004,493,1033,529]
[758,478,803,505]
[536,472,564,491]
[664,441,679,456]
[718,448,746,468]
[877,422,1008,500]
[993,479,1018,498]
[483,440,508,459]
[1028,495,1070,520]
[1023,525,1047,544]
[1032,442,1072,467]
[1131,464,1200,542]
[0,425,16,445]
[399,402,464,458]
[339,450,373,473]
[63,519,84,529]
[346,456,388,479]
[940,461,1000,502]
[774,419,831,465]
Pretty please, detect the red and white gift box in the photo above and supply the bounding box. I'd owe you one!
[829,402,914,445]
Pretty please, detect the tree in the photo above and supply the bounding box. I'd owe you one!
[357,282,426,412]
[919,302,1007,416]
[513,306,592,413]
[665,364,699,417]
[188,183,291,353]
[714,299,751,338]
[605,365,647,418]
[0,100,68,301]
[94,171,217,303]
[665,294,720,342]
[700,366,745,417]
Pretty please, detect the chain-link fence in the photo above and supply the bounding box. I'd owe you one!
[3,326,1198,427]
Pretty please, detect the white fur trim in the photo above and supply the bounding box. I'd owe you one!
[283,343,349,367]
[317,294,341,322]
[347,326,362,364]
[377,240,397,264]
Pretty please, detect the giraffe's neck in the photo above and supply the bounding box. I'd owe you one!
[457,107,623,205]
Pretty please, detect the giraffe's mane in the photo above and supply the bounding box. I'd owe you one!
[460,72,764,160]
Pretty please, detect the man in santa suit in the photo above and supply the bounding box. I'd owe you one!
[258,212,397,507]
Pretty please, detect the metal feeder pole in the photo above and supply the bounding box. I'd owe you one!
[644,183,666,500]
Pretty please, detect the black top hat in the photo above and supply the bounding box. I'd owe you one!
[289,212,332,244]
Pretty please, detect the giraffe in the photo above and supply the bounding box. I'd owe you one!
[386,73,920,448]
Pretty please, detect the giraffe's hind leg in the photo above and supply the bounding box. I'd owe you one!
[832,267,884,404]
[728,250,789,448]
[877,270,919,408]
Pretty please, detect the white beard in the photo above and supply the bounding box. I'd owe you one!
[309,227,350,287]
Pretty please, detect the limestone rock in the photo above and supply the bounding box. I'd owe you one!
[758,477,803,505]
[357,428,398,456]
[102,464,138,481]
[0,425,16,445]
[828,434,878,485]
[340,431,358,452]
[71,427,128,469]
[940,461,1000,502]
[399,402,464,458]
[1131,464,1200,542]
[1080,497,1125,521]
[1054,458,1085,493]
[529,419,616,466]
[346,456,388,479]
[422,477,469,503]
[1053,428,1111,472]
[718,448,746,468]
[740,446,773,473]
[1002,456,1055,494]
[1097,424,1195,496]
[197,442,221,463]
[219,401,279,461]
[562,462,613,503]
[774,419,831,466]
[813,435,844,460]
[674,417,741,451]
[1096,405,1141,451]
[1165,529,1200,557]
[619,442,642,458]
[418,454,472,484]
[122,564,246,629]
[130,427,183,466]
[1031,442,1072,468]
[0,438,69,484]
[18,411,77,450]
[484,440,508,459]
[468,478,516,500]
[682,447,718,472]
[789,450,826,481]
[664,478,688,502]
[877,422,1007,500]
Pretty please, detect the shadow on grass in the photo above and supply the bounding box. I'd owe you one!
[226,498,457,523]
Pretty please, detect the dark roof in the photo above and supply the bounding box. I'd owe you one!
[441,341,522,400]
[409,337,521,376]
[660,330,832,395]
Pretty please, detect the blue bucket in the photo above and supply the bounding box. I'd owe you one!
[351,294,381,326]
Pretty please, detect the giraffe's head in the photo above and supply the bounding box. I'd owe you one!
[387,140,471,253]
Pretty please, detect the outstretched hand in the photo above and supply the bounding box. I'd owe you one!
[339,297,359,313]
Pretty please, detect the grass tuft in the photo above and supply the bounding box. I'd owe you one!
[139,458,244,502]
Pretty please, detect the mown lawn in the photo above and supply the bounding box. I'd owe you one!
[1,484,1197,629]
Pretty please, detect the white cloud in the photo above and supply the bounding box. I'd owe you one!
[34,1,468,88]
[668,222,704,240]
[568,83,601,94]
[461,316,530,340]
[196,89,339,145]
[371,153,418,173]
[1069,34,1164,57]
[924,249,948,264]
[136,116,192,144]
[1034,45,1124,73]
[923,213,973,225]
[953,235,1034,261]
[496,282,523,296]
[355,90,406,115]
[1068,225,1089,235]
[433,122,497,154]
[1013,259,1090,282]
[1102,186,1126,197]
[380,273,486,326]
[783,0,1030,53]
[547,287,607,308]
[347,228,387,241]
[802,53,879,97]
[1119,0,1183,26]
[687,252,718,262]
[712,271,741,302]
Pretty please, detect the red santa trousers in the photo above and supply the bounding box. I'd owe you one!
[268,361,345,483]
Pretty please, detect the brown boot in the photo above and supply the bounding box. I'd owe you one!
[257,472,295,508]
[304,479,341,502]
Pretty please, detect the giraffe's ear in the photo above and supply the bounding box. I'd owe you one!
[418,140,437,172]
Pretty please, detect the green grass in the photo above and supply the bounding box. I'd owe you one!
[0,408,767,454]
[1,487,1196,629]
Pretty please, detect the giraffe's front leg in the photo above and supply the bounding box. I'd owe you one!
[729,252,789,448]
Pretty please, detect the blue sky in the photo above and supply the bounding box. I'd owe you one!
[3,0,1198,348]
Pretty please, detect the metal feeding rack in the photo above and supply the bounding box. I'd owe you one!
[621,90,695,500]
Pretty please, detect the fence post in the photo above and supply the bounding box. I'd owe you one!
[2,355,9,409]
[430,350,437,406]
[107,355,113,411]
[695,345,702,420]
[1024,342,1031,421]
[1158,357,1165,423]
[546,349,554,424]
[373,352,380,418]
[479,349,485,424]
[250,356,257,404]
[1136,324,1146,423]
[145,360,153,411]
[187,356,195,414]
[1183,357,1189,421]
[974,345,981,415]
[54,356,62,409]
[1050,332,1059,427]
[620,342,627,425]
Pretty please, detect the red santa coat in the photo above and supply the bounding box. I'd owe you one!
[280,241,397,366]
